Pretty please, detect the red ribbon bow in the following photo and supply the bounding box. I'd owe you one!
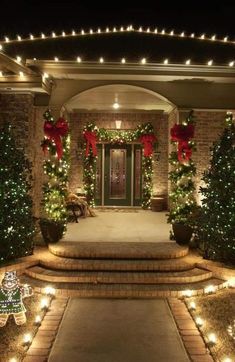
[140,134,157,157]
[44,117,69,159]
[170,124,194,163]
[84,131,98,156]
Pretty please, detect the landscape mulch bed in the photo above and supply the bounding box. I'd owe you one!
[187,288,235,361]
[0,292,48,361]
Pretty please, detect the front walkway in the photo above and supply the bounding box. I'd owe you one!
[63,210,171,243]
[49,298,189,362]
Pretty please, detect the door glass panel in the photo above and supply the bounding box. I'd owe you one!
[135,149,141,199]
[95,146,102,200]
[110,149,126,199]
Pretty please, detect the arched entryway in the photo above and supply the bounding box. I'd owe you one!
[63,84,175,207]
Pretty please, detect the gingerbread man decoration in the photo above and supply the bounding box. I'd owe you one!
[0,271,33,327]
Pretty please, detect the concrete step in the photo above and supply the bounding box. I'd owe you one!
[21,274,226,298]
[48,241,188,259]
[25,266,213,284]
[39,254,194,272]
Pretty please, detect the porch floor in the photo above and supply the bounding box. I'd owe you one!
[63,209,171,243]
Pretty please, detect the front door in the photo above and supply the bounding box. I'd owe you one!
[94,144,142,206]
[104,144,132,206]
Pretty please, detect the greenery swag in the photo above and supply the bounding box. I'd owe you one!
[82,122,157,208]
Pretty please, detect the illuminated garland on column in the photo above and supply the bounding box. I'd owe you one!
[168,111,197,230]
[82,122,157,208]
[41,110,70,230]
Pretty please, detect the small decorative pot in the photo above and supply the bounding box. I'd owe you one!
[172,223,193,245]
[39,219,65,244]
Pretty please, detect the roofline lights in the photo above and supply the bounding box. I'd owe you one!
[2,25,235,47]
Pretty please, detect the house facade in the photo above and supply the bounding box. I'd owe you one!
[0,29,235,215]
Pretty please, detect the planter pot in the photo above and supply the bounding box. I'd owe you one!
[172,223,193,245]
[39,219,65,244]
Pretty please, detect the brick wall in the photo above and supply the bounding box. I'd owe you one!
[192,111,226,203]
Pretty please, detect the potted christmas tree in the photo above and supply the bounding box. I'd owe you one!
[168,111,197,245]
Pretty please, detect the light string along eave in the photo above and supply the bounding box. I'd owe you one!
[0,24,234,47]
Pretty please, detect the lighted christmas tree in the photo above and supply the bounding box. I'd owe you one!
[0,123,35,261]
[198,112,235,261]
[168,111,197,236]
[41,110,70,238]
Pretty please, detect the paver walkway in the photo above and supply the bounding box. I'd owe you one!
[49,298,190,362]
[63,210,171,243]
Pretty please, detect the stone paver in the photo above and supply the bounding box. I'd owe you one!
[49,298,190,362]
[168,298,213,362]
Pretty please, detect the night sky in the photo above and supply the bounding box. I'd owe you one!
[1,1,235,36]
[1,1,235,64]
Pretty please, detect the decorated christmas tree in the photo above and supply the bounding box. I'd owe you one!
[40,110,70,240]
[0,123,35,261]
[168,111,197,238]
[198,112,235,261]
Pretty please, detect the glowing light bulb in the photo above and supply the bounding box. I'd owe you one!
[191,33,195,38]
[81,29,84,35]
[223,358,232,362]
[121,58,126,64]
[35,315,42,325]
[113,27,116,32]
[17,35,21,41]
[52,32,56,37]
[23,333,32,345]
[208,333,217,344]
[44,286,56,296]
[41,33,45,39]
[141,58,146,64]
[106,27,109,33]
[30,34,34,40]
[147,28,150,33]
[16,56,21,62]
[43,72,49,79]
[9,358,17,362]
[97,28,101,33]
[164,58,168,65]
[227,277,235,287]
[229,61,234,67]
[139,27,143,32]
[0,44,2,50]
[195,317,204,327]
[77,57,82,63]
[207,60,213,66]
[99,57,104,63]
[200,34,205,39]
[40,298,49,310]
[189,301,196,310]
[62,31,66,37]
[113,102,120,109]
[211,34,216,40]
[90,29,93,34]
[54,57,59,62]
[5,36,9,42]
[204,285,215,294]
[170,30,174,36]
[154,28,158,33]
[224,36,228,42]
[72,30,76,35]
[182,289,193,297]
[0,71,3,77]
[181,32,185,37]
[19,71,24,77]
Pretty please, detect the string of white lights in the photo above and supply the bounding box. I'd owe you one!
[1,57,235,78]
[0,25,234,47]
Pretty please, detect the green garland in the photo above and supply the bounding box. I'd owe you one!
[168,111,197,231]
[41,110,70,230]
[82,122,157,208]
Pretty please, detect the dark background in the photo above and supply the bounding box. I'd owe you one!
[1,1,235,37]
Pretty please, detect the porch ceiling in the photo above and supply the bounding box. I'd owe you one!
[64,84,172,112]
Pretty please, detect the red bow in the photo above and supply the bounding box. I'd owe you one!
[140,134,156,157]
[84,131,98,156]
[171,124,194,163]
[44,117,69,159]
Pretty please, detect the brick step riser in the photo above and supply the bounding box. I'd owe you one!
[40,261,194,272]
[29,283,227,298]
[25,269,213,284]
